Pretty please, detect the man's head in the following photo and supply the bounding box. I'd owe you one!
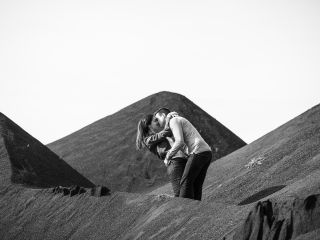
[153,107,170,128]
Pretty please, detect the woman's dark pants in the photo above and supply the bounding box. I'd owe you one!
[179,151,212,201]
[167,157,187,197]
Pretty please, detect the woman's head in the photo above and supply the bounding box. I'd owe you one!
[136,114,153,150]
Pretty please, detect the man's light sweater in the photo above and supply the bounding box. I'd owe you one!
[166,116,211,160]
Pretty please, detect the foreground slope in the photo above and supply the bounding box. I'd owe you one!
[48,91,246,192]
[223,193,320,240]
[0,113,94,188]
[0,185,318,240]
[0,185,252,240]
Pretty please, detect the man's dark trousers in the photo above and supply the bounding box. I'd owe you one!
[179,151,212,200]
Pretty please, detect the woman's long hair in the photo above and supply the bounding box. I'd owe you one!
[136,114,153,150]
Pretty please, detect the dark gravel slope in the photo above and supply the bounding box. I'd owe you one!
[48,91,246,192]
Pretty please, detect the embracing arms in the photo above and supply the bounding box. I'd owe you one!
[165,117,185,160]
[144,129,171,149]
[143,112,179,149]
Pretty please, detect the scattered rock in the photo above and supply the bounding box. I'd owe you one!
[245,156,265,168]
[52,185,87,196]
[155,194,173,201]
[90,185,110,197]
[52,185,110,197]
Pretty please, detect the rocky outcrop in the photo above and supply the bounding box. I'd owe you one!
[223,194,320,240]
[52,185,110,197]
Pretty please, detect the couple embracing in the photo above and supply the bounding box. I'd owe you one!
[136,107,212,201]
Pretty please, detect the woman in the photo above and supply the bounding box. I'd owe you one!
[136,113,188,197]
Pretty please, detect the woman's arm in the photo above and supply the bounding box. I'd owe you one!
[144,112,178,148]
[144,129,172,149]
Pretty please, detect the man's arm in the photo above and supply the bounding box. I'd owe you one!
[164,112,179,129]
[165,117,185,160]
[144,129,172,149]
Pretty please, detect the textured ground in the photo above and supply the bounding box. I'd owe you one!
[0,185,318,240]
[0,185,251,240]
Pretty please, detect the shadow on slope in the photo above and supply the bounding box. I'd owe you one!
[238,185,286,205]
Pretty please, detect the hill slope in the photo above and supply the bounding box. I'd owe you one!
[0,113,94,188]
[151,104,320,205]
[48,91,246,192]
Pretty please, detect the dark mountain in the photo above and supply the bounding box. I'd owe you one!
[48,91,246,192]
[0,113,94,188]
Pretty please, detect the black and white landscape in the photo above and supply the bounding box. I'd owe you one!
[1,92,320,240]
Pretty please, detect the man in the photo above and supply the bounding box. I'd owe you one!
[154,107,212,201]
